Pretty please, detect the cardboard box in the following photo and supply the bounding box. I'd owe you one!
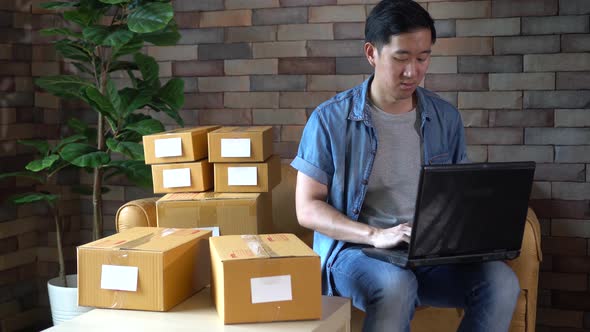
[152,159,213,194]
[209,234,321,324]
[143,126,220,164]
[208,126,273,163]
[78,227,212,311]
[214,154,281,193]
[156,192,273,235]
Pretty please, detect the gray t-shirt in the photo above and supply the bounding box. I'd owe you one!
[359,101,422,229]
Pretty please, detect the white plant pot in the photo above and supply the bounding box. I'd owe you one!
[47,274,93,325]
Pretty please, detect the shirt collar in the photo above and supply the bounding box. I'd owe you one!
[349,74,431,126]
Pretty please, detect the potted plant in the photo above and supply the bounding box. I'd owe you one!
[1,0,185,325]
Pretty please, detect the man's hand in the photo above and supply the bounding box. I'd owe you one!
[369,223,412,249]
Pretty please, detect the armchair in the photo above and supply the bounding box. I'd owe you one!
[116,163,542,332]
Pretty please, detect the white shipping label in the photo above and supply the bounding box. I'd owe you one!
[154,137,182,158]
[227,167,257,186]
[163,168,191,188]
[250,275,293,304]
[221,138,251,158]
[196,226,220,237]
[100,265,139,292]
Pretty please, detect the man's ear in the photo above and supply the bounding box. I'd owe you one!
[364,42,377,68]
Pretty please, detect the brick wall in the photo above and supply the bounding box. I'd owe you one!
[0,0,589,330]
[0,1,85,330]
[163,0,588,330]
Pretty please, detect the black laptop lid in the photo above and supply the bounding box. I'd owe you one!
[408,162,535,259]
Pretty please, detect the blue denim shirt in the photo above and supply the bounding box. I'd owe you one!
[291,75,468,295]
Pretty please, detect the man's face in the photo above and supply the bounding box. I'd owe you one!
[366,28,432,102]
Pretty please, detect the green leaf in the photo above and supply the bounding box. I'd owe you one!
[140,20,180,46]
[112,36,143,59]
[134,53,158,85]
[83,25,110,44]
[40,27,82,38]
[56,134,88,150]
[104,29,133,48]
[17,140,50,155]
[149,100,183,127]
[123,118,164,136]
[108,61,138,73]
[60,143,110,167]
[40,1,80,9]
[106,138,144,160]
[10,193,58,205]
[108,160,151,188]
[67,119,88,134]
[127,2,174,33]
[25,155,60,172]
[63,8,101,27]
[106,79,122,116]
[35,75,93,99]
[157,78,184,112]
[54,39,92,62]
[120,88,153,117]
[71,62,92,75]
[83,86,116,123]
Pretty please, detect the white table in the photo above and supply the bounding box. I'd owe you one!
[44,287,351,332]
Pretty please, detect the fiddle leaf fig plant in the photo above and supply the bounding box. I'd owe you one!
[1,0,185,287]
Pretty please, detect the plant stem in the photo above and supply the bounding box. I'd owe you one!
[92,49,108,241]
[52,205,67,288]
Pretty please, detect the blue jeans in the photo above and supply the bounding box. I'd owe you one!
[330,246,520,332]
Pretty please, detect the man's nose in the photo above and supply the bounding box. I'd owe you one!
[403,62,416,78]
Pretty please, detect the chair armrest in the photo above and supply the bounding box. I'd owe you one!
[505,207,542,332]
[115,197,159,232]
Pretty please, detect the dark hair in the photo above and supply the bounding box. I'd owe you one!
[365,0,436,50]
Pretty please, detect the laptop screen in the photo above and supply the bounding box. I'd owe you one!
[409,162,535,259]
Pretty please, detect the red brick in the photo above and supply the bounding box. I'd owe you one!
[184,93,223,109]
[279,0,336,6]
[273,141,298,159]
[553,256,590,273]
[198,108,252,125]
[0,236,17,254]
[12,45,32,61]
[553,291,590,311]
[432,37,493,56]
[0,62,30,76]
[0,77,14,92]
[334,22,365,39]
[200,10,252,28]
[173,60,225,77]
[425,74,488,91]
[0,124,37,141]
[492,0,558,17]
[0,108,16,124]
[280,125,304,142]
[540,272,587,291]
[537,308,584,328]
[0,268,19,287]
[278,57,335,74]
[530,200,590,220]
[175,12,199,28]
[0,44,11,60]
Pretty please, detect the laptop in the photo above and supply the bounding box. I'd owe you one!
[362,161,535,268]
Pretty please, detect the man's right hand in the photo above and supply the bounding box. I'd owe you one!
[369,223,412,249]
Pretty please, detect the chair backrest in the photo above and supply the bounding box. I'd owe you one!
[272,162,313,246]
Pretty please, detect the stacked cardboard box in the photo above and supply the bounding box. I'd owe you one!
[209,233,321,324]
[207,126,281,193]
[150,126,278,236]
[143,126,220,194]
[78,227,212,311]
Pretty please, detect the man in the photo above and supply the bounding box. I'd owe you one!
[291,1,520,331]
